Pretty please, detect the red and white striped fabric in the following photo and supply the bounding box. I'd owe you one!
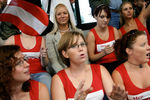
[0,0,49,36]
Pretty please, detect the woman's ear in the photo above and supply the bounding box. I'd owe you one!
[126,48,132,55]
[62,50,69,58]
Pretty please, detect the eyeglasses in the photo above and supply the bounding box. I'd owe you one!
[15,57,28,66]
[69,42,86,49]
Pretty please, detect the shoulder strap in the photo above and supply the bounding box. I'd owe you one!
[29,80,39,100]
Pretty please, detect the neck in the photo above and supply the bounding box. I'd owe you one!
[21,32,30,37]
[95,25,107,33]
[58,27,69,33]
[69,63,87,73]
[11,81,23,94]
[21,32,34,39]
[127,60,143,68]
[58,24,69,30]
[124,18,134,26]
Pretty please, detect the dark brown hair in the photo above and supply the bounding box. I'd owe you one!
[94,4,111,18]
[58,31,85,67]
[114,29,146,60]
[0,45,30,100]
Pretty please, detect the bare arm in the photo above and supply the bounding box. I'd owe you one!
[100,65,114,96]
[40,37,49,66]
[51,74,66,100]
[112,70,127,100]
[114,27,121,40]
[118,29,123,38]
[101,66,127,100]
[86,31,106,62]
[39,82,50,100]
[138,3,150,27]
[112,70,125,90]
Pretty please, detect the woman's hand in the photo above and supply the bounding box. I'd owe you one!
[74,81,93,100]
[40,48,48,58]
[109,85,127,100]
[103,45,114,55]
[40,48,48,66]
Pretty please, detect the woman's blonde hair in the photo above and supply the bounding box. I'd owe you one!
[49,3,77,34]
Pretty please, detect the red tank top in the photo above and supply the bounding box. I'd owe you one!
[90,26,117,64]
[14,35,46,73]
[30,80,39,100]
[116,62,150,100]
[57,64,104,100]
[120,18,150,45]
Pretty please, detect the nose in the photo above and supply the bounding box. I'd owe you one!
[104,17,108,22]
[61,14,64,17]
[24,60,30,67]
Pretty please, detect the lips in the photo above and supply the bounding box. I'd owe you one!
[80,53,86,58]
[24,69,30,74]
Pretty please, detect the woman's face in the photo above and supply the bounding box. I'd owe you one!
[63,36,88,65]
[55,6,69,25]
[12,51,30,82]
[96,10,110,28]
[121,3,134,19]
[128,35,150,63]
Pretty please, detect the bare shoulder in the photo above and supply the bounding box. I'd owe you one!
[99,65,112,78]
[112,69,121,80]
[113,27,121,39]
[86,30,94,39]
[112,69,125,89]
[52,74,62,84]
[100,65,108,73]
[4,35,15,45]
[51,74,66,100]
[39,82,50,100]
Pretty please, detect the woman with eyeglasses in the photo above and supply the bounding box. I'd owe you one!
[112,29,150,99]
[4,32,52,96]
[0,45,50,100]
[51,31,127,100]
[86,4,121,74]
[119,1,150,44]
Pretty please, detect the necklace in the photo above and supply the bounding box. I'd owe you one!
[59,28,70,33]
[127,61,143,68]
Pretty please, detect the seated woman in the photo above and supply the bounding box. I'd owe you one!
[119,1,150,44]
[112,29,150,99]
[46,3,81,73]
[51,31,126,100]
[86,4,121,74]
[0,45,50,100]
[5,32,51,96]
